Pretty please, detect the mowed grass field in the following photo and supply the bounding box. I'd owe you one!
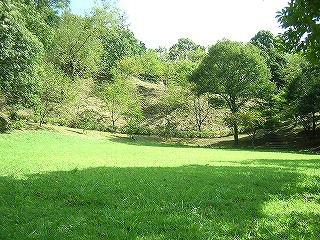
[0,128,320,239]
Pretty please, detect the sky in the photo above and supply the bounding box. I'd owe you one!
[69,0,290,49]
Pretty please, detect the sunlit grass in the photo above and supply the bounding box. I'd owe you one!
[0,129,319,239]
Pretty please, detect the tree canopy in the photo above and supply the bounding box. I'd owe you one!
[277,0,320,63]
[250,30,287,89]
[190,39,274,144]
[0,0,44,108]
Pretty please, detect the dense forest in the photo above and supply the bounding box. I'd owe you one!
[0,0,319,147]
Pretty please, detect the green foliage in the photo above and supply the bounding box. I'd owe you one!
[0,0,44,108]
[158,85,189,116]
[114,55,142,79]
[283,58,320,133]
[47,12,104,78]
[189,93,213,132]
[88,5,146,77]
[298,83,320,115]
[70,110,105,131]
[114,50,164,82]
[22,0,70,29]
[277,0,320,63]
[101,26,146,74]
[190,39,274,144]
[0,115,9,133]
[101,76,142,129]
[165,59,198,86]
[138,50,164,82]
[251,30,277,49]
[239,110,267,146]
[169,38,206,62]
[251,30,287,89]
[37,63,73,126]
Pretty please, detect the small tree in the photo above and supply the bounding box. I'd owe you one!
[101,73,142,130]
[190,93,212,132]
[139,50,164,82]
[37,63,73,126]
[239,110,267,147]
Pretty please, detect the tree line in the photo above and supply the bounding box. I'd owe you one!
[0,0,319,145]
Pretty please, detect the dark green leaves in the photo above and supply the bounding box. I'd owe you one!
[277,0,320,64]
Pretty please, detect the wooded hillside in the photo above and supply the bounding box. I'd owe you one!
[1,0,319,149]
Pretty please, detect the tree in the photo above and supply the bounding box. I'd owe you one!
[298,83,320,139]
[238,110,267,147]
[155,46,169,62]
[101,73,142,130]
[92,6,146,77]
[169,38,205,62]
[190,93,212,132]
[37,63,73,126]
[0,0,44,108]
[101,25,146,74]
[138,50,164,82]
[190,40,274,145]
[47,12,104,78]
[251,30,287,89]
[277,0,320,63]
[157,85,189,136]
[16,0,69,49]
[166,60,199,86]
[113,50,164,82]
[114,55,142,79]
[284,61,320,137]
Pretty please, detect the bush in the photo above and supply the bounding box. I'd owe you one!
[9,119,27,130]
[0,116,8,133]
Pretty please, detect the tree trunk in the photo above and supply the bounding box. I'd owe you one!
[312,112,316,140]
[233,123,239,145]
[112,120,115,131]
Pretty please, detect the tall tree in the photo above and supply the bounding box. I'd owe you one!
[0,0,44,108]
[284,60,320,136]
[251,30,287,89]
[91,6,146,77]
[277,0,320,63]
[190,40,274,144]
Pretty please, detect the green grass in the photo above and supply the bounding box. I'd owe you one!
[0,129,320,239]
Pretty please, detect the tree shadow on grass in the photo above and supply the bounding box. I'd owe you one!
[0,162,319,239]
[241,159,320,169]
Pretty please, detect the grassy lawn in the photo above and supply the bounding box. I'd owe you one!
[0,128,320,239]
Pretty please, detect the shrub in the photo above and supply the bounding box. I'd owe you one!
[0,116,8,133]
[9,119,27,130]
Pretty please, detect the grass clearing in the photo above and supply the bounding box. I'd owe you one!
[0,128,320,239]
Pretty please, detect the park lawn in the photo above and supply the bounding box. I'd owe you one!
[0,129,319,239]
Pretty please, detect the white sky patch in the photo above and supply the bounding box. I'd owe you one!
[71,0,290,49]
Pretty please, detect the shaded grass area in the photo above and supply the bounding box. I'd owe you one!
[0,130,320,239]
[206,128,320,153]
